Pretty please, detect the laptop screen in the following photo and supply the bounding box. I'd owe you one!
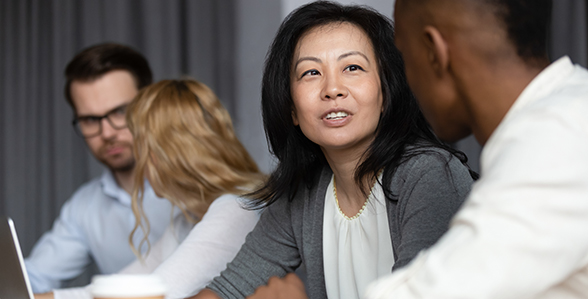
[0,216,34,299]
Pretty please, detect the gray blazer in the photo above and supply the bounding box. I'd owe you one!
[209,149,473,299]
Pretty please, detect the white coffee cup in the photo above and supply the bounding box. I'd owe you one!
[90,274,166,299]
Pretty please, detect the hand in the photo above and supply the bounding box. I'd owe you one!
[246,273,308,299]
[34,292,54,299]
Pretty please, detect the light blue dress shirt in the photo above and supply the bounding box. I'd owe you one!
[24,170,175,293]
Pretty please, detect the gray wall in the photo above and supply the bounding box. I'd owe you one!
[233,0,283,173]
[282,0,393,16]
[551,0,587,67]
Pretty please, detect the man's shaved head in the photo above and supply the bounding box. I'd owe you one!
[393,0,552,142]
[396,0,552,63]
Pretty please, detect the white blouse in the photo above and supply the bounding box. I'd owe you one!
[323,174,394,299]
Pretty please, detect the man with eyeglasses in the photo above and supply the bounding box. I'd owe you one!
[24,43,175,295]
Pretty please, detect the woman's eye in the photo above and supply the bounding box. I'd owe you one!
[301,69,320,78]
[345,64,364,72]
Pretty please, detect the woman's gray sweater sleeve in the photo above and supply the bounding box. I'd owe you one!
[207,197,302,298]
[390,152,472,270]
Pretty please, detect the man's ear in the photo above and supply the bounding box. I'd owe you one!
[423,26,449,77]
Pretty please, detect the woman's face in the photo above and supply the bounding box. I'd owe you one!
[290,22,382,155]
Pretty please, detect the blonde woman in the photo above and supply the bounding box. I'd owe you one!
[47,79,265,299]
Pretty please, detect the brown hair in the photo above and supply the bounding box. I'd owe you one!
[126,79,265,257]
[64,43,153,110]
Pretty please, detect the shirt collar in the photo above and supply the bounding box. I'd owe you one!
[100,170,158,206]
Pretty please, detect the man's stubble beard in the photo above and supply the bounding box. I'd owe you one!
[111,158,135,173]
[97,141,136,173]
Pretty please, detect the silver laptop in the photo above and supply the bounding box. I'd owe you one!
[0,216,34,299]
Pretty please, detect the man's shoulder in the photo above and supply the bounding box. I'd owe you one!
[66,175,108,205]
[516,91,588,136]
[48,175,111,230]
[502,66,588,141]
[482,73,588,177]
[535,65,588,118]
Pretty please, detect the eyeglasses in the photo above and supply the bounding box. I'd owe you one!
[72,104,128,138]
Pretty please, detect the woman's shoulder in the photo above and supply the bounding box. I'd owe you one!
[200,193,261,227]
[261,166,331,219]
[400,146,455,168]
[213,193,240,202]
[390,146,474,188]
[209,193,252,212]
[200,193,261,222]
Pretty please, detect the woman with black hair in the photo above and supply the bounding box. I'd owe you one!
[194,2,475,299]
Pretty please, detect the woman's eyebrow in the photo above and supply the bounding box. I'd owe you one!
[294,51,369,69]
[294,56,321,69]
[338,51,369,62]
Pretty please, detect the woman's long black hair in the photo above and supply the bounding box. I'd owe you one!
[249,1,477,208]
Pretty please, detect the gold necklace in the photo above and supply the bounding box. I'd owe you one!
[333,175,377,221]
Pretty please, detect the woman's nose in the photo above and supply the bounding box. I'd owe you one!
[321,73,348,100]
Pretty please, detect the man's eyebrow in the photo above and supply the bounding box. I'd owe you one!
[77,102,130,118]
[338,51,369,62]
[294,57,322,70]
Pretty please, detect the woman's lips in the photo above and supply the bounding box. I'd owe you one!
[325,111,349,120]
[322,110,352,127]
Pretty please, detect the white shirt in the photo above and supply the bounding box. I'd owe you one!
[53,194,260,299]
[365,56,588,299]
[324,174,394,299]
[24,171,175,293]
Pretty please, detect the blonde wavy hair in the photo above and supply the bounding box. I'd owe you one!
[126,79,265,258]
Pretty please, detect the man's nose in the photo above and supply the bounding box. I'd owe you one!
[100,118,117,139]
